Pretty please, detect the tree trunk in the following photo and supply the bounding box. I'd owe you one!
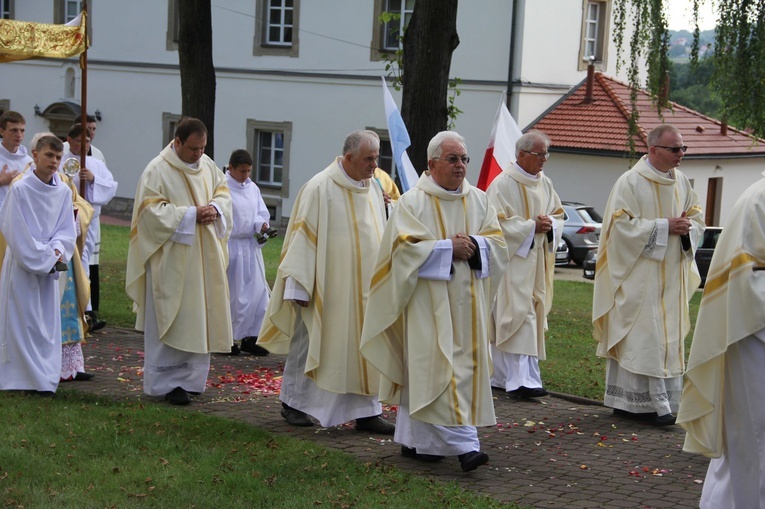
[178,0,216,158]
[401,0,460,173]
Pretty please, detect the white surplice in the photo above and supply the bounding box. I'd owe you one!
[0,170,76,392]
[225,171,271,340]
[0,143,32,209]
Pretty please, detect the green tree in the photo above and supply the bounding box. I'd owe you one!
[400,0,460,172]
[178,0,216,158]
[615,0,765,137]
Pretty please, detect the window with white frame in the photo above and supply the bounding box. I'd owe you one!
[254,0,300,57]
[1,0,13,19]
[247,120,292,189]
[578,0,610,71]
[256,131,284,186]
[54,0,91,40]
[162,112,182,148]
[382,0,414,51]
[266,0,293,46]
[370,0,414,60]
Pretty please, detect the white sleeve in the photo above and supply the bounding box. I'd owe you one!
[641,218,669,261]
[418,239,454,281]
[210,201,227,239]
[284,276,310,302]
[170,207,197,245]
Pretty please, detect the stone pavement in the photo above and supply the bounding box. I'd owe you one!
[68,327,708,509]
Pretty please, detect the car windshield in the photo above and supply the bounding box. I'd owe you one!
[577,207,602,223]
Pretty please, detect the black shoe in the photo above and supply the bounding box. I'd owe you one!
[355,415,395,435]
[230,343,241,356]
[650,413,677,427]
[280,403,314,427]
[165,387,191,406]
[613,408,658,422]
[85,311,106,332]
[35,391,56,398]
[401,446,444,463]
[74,372,95,381]
[458,451,489,472]
[508,386,548,399]
[241,337,269,356]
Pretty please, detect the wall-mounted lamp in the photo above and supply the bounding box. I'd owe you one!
[94,109,102,121]
[34,104,41,116]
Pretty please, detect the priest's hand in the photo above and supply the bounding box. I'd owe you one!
[0,164,19,186]
[196,205,219,224]
[668,212,692,235]
[382,191,392,205]
[78,167,95,183]
[535,214,553,233]
[452,233,475,261]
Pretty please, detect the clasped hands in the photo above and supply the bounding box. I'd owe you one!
[451,233,476,261]
[195,205,219,224]
[668,212,692,236]
[535,214,553,234]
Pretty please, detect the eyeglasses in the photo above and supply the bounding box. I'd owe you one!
[654,145,688,154]
[523,150,550,160]
[433,155,470,165]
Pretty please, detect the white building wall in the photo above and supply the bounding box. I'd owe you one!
[543,153,765,227]
[1,0,631,219]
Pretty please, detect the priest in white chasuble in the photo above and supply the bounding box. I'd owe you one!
[126,118,232,406]
[0,135,76,395]
[361,131,508,472]
[594,124,705,426]
[486,131,564,400]
[677,174,765,509]
[258,131,394,434]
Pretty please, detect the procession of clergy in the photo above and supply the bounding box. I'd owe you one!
[0,113,759,505]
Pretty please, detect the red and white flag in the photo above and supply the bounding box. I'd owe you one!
[476,95,523,190]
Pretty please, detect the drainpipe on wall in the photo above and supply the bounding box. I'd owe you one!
[505,0,519,114]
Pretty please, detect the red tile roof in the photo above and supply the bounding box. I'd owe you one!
[527,72,765,157]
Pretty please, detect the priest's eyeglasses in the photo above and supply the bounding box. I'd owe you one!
[654,145,688,153]
[433,155,470,165]
[523,150,550,160]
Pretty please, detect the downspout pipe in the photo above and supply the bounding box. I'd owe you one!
[506,0,519,112]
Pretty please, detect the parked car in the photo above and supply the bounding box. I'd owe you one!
[562,201,602,266]
[581,227,723,285]
[555,239,570,266]
[696,227,722,287]
[582,249,596,280]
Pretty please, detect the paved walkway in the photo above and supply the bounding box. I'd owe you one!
[68,327,708,509]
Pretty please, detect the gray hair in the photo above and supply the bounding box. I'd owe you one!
[647,124,680,147]
[515,131,551,156]
[427,131,466,160]
[342,130,380,155]
[29,131,56,151]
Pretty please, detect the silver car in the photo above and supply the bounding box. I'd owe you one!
[562,201,602,266]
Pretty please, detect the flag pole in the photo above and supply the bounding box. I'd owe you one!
[78,1,88,197]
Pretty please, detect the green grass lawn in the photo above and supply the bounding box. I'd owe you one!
[0,391,519,508]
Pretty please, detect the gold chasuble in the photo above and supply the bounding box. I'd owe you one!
[487,165,564,359]
[259,158,387,395]
[126,144,232,354]
[361,174,508,427]
[593,157,704,377]
[678,174,765,458]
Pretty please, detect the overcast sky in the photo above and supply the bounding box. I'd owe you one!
[666,1,716,30]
